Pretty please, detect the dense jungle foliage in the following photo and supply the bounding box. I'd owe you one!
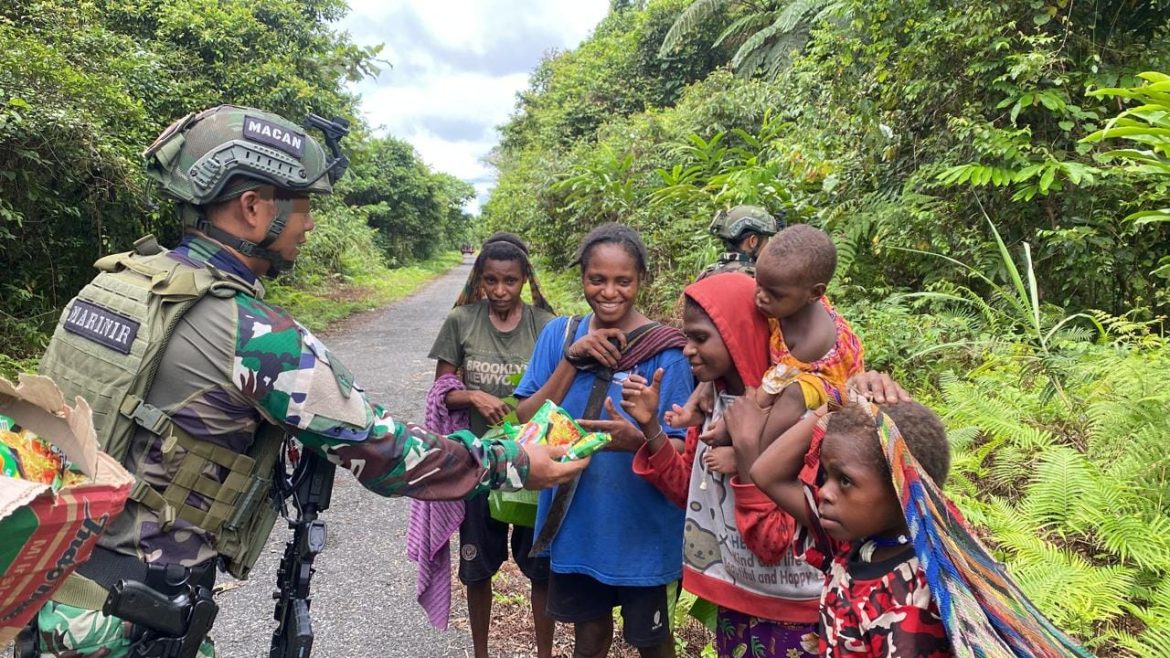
[0,0,473,374]
[485,0,1170,655]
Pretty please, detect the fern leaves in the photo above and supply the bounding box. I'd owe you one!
[941,337,1170,655]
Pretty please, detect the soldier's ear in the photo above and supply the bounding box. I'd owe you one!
[743,234,763,254]
[238,189,272,229]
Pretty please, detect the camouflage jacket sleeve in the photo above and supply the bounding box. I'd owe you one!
[231,294,529,498]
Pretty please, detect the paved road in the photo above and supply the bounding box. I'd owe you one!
[215,256,476,657]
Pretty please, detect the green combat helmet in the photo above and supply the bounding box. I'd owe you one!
[143,105,350,273]
[708,204,783,242]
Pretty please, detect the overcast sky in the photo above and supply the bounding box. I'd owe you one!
[337,1,611,213]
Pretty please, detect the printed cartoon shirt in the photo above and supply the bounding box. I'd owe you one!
[633,393,821,623]
[795,445,950,656]
[100,235,529,567]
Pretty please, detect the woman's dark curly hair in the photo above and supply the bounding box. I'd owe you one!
[573,223,649,278]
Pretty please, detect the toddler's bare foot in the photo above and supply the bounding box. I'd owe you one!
[702,446,738,475]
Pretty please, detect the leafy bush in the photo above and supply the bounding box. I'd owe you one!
[0,0,475,367]
[486,2,1170,652]
[939,335,1170,655]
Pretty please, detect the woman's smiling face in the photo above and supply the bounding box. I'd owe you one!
[581,242,641,328]
[681,302,732,384]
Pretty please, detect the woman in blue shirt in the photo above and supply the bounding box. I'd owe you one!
[515,223,693,658]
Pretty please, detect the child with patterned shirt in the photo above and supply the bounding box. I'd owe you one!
[734,392,954,657]
[688,224,865,476]
[622,273,822,658]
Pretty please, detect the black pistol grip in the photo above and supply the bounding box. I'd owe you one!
[104,580,188,637]
[293,598,314,658]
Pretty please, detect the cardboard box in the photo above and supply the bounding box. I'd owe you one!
[0,374,133,644]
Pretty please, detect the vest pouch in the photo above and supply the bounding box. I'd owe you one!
[217,483,280,580]
[215,425,285,580]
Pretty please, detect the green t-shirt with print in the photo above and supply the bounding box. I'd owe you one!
[428,300,555,436]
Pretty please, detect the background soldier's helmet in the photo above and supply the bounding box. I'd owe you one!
[708,205,783,241]
[143,105,341,206]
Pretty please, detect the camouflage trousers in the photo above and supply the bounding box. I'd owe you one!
[33,601,214,658]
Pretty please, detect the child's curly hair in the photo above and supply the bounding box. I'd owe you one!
[826,401,951,487]
[760,224,837,287]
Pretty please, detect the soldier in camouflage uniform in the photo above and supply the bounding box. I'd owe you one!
[697,205,784,280]
[29,106,587,657]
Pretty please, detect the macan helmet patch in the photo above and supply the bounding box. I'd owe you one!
[62,299,140,355]
[243,115,305,158]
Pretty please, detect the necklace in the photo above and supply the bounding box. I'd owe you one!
[858,534,910,562]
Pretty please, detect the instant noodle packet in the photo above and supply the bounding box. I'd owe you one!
[0,416,87,492]
[0,375,134,644]
[481,400,612,524]
[508,400,613,461]
[560,431,611,462]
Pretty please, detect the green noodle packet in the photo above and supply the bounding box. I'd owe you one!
[560,432,611,462]
[480,400,612,461]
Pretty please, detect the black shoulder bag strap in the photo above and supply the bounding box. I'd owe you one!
[530,317,660,556]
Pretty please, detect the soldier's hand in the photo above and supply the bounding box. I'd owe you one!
[847,370,911,404]
[522,443,591,490]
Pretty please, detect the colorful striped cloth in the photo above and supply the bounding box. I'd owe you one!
[405,373,469,629]
[859,399,1093,658]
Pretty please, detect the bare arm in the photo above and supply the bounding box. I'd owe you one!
[515,358,577,422]
[434,361,468,407]
[435,360,509,425]
[743,399,827,530]
[731,384,804,482]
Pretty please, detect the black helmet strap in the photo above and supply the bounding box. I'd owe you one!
[192,198,295,276]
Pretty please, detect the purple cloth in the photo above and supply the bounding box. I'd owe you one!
[406,373,469,629]
[715,607,819,658]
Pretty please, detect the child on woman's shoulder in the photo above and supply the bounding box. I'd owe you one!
[692,223,865,471]
[621,272,822,658]
[754,224,864,401]
[736,390,954,657]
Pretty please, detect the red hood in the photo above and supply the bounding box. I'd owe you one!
[683,273,769,389]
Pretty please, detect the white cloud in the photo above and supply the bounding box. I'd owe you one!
[336,0,610,213]
[344,0,605,52]
[358,71,530,138]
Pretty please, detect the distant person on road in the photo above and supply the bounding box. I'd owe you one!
[514,223,694,658]
[420,232,557,658]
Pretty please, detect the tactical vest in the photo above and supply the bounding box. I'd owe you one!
[697,252,756,281]
[39,235,285,580]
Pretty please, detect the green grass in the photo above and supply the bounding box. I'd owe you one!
[266,251,464,332]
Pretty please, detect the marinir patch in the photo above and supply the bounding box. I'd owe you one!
[62,300,140,355]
